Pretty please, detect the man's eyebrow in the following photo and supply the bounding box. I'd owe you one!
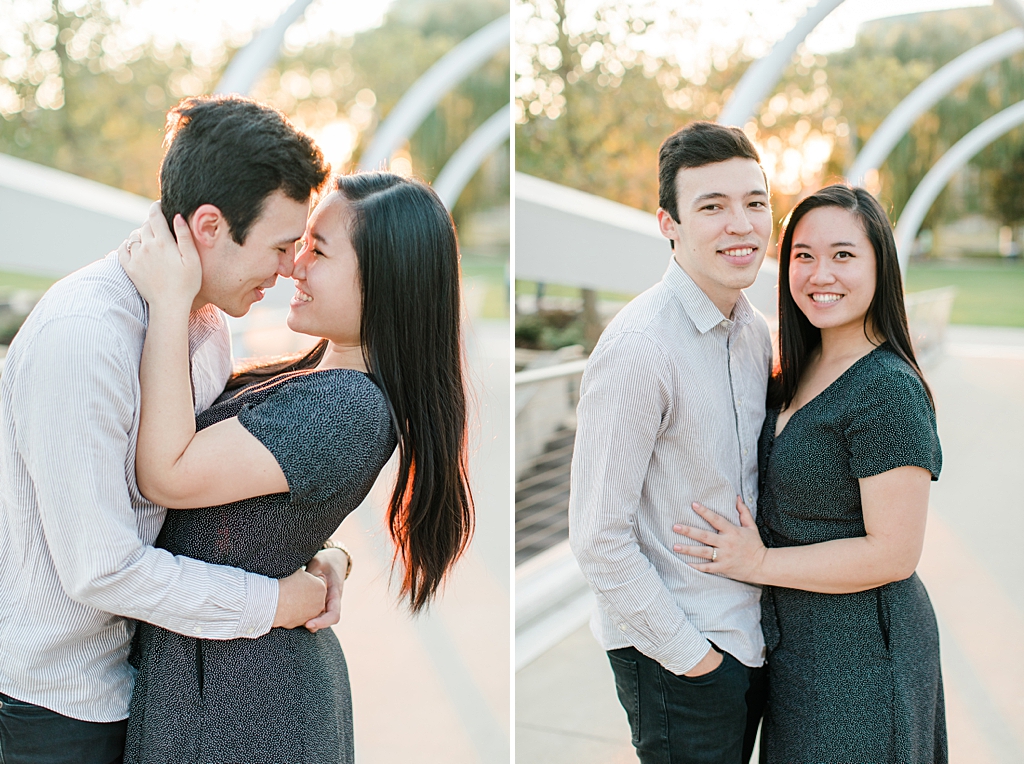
[692,192,727,204]
[273,234,304,247]
[691,189,768,204]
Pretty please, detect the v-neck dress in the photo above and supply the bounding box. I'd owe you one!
[124,368,397,764]
[756,344,945,764]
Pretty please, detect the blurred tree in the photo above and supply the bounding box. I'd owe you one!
[990,139,1024,228]
[516,1,1024,235]
[0,0,508,228]
[252,0,509,224]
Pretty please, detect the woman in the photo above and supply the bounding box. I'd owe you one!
[119,172,473,764]
[673,185,944,762]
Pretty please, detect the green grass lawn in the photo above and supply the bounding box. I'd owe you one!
[462,256,509,319]
[905,259,1024,327]
[0,271,57,291]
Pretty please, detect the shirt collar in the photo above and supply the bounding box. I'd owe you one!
[662,258,756,334]
[187,303,225,357]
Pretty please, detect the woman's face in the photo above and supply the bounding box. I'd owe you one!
[788,206,877,334]
[287,192,362,347]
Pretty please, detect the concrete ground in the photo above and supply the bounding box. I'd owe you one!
[232,292,510,763]
[516,324,1024,763]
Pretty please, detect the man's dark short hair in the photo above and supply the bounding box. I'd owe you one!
[658,121,763,223]
[160,95,329,244]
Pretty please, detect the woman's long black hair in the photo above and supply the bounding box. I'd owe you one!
[229,172,473,612]
[770,184,933,411]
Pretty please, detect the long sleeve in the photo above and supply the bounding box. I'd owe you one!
[568,331,711,675]
[13,316,277,640]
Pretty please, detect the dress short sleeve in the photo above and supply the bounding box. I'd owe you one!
[236,369,395,505]
[845,353,941,481]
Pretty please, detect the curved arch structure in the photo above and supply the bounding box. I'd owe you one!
[433,104,510,210]
[215,0,316,95]
[357,14,509,171]
[718,0,846,127]
[849,28,1024,185]
[895,99,1024,270]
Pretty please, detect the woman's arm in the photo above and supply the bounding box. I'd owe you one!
[673,465,931,593]
[120,205,289,509]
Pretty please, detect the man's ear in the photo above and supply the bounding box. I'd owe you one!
[189,204,227,250]
[656,207,679,250]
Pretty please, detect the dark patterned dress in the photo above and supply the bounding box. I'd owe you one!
[757,344,945,764]
[124,369,397,764]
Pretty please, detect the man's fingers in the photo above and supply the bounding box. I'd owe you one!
[305,592,342,632]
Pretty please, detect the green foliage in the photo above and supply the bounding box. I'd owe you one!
[826,7,1024,224]
[990,142,1024,227]
[0,0,509,224]
[514,309,585,350]
[516,2,1024,233]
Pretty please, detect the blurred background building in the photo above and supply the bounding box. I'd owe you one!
[0,1,510,762]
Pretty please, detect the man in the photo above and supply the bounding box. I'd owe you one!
[0,95,347,763]
[569,121,774,764]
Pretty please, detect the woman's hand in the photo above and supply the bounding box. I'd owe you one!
[673,496,768,583]
[118,201,201,309]
[303,547,349,633]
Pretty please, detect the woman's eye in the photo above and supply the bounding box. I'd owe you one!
[835,250,852,259]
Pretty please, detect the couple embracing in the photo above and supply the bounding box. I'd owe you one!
[0,95,472,763]
[569,121,945,764]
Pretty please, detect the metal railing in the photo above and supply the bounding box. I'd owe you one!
[515,358,593,670]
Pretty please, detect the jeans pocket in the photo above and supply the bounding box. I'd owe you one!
[675,649,732,686]
[0,693,50,718]
[607,651,642,747]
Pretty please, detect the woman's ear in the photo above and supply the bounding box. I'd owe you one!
[189,204,227,249]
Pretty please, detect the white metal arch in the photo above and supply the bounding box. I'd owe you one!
[849,29,1024,185]
[895,99,1024,269]
[717,0,845,127]
[215,0,317,95]
[433,104,510,210]
[357,14,509,171]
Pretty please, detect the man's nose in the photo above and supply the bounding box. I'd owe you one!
[725,207,754,235]
[277,248,295,278]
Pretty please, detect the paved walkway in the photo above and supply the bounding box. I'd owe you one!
[231,296,510,763]
[516,325,1024,763]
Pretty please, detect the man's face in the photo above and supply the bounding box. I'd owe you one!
[657,157,772,315]
[193,189,310,317]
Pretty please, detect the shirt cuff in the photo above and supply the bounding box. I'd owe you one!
[236,572,278,638]
[654,628,712,676]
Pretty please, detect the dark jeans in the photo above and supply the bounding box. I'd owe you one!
[607,646,767,764]
[0,693,126,764]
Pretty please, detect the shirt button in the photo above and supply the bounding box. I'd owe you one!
[193,626,203,635]
[618,624,627,632]
[247,628,255,635]
[743,448,749,456]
